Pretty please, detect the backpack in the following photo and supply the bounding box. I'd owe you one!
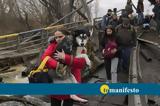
[28,56,52,83]
[103,39,117,59]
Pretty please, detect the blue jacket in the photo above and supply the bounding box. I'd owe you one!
[101,15,111,30]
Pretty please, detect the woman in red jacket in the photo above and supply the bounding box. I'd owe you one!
[41,30,88,106]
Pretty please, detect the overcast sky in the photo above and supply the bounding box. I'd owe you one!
[92,0,154,17]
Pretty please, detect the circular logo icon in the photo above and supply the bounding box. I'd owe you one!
[100,84,109,95]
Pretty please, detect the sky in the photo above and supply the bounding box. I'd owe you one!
[92,0,154,17]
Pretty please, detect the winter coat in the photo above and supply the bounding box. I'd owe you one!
[41,41,86,100]
[101,15,112,30]
[115,24,136,48]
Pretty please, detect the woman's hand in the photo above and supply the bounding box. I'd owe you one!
[102,49,105,54]
[54,50,65,61]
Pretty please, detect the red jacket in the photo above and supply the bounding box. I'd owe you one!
[41,41,86,100]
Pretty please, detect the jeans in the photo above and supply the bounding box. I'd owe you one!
[120,47,132,72]
[104,57,119,83]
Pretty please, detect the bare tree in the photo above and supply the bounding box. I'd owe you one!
[39,0,64,24]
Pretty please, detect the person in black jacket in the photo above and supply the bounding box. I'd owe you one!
[115,18,136,73]
[101,25,119,83]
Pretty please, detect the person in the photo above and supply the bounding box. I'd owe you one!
[143,15,151,29]
[118,9,129,25]
[137,0,144,25]
[152,0,160,37]
[150,15,157,31]
[128,13,137,26]
[101,25,119,83]
[113,8,117,15]
[41,30,88,106]
[109,14,119,28]
[101,9,113,30]
[116,18,136,73]
[125,0,133,16]
[116,18,136,106]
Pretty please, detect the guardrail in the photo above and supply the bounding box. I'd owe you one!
[0,20,87,60]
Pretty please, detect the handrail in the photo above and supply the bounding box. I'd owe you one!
[0,20,87,39]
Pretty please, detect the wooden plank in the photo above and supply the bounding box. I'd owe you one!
[0,40,17,46]
[138,38,160,48]
[0,50,17,55]
[0,66,10,72]
[0,49,40,60]
[0,45,17,51]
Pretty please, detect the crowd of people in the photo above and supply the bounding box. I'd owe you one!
[100,6,136,83]
[99,0,160,83]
